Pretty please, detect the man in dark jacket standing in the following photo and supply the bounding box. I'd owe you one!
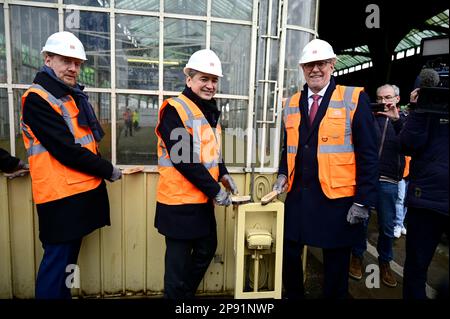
[21,31,122,299]
[155,49,238,299]
[349,84,406,288]
[400,74,449,299]
[273,39,378,299]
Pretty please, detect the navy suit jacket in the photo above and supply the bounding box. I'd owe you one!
[279,77,378,248]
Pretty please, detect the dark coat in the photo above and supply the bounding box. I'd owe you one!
[0,148,20,173]
[22,71,113,244]
[154,87,228,240]
[279,78,379,248]
[374,113,406,181]
[399,111,448,216]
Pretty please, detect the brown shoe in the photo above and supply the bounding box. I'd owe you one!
[349,255,363,280]
[380,262,397,287]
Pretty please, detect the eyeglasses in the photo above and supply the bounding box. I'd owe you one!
[302,60,331,71]
[376,95,397,102]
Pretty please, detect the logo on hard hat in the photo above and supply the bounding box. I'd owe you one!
[210,62,215,67]
[70,44,75,50]
[312,50,317,54]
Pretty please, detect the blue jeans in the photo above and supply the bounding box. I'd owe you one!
[35,238,82,299]
[352,181,397,263]
[395,179,408,228]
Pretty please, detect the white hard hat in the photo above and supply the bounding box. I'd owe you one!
[183,49,223,77]
[41,31,87,61]
[298,39,336,64]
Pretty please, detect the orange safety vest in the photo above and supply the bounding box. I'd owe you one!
[155,94,221,205]
[403,156,411,178]
[283,85,363,199]
[21,84,102,204]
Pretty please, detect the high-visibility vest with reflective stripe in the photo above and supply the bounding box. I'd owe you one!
[21,84,102,204]
[283,85,363,199]
[155,94,221,204]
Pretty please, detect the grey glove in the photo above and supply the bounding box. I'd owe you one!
[346,203,369,225]
[272,174,288,194]
[109,166,122,182]
[16,160,28,170]
[220,174,238,195]
[214,188,231,206]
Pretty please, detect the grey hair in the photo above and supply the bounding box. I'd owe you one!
[377,84,400,96]
[187,69,199,78]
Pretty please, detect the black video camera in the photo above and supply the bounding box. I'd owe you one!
[411,87,449,116]
[370,103,386,113]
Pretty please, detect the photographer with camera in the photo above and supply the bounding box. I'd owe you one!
[401,69,449,299]
[349,84,407,288]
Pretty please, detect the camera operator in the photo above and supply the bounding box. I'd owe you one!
[400,68,449,299]
[349,84,407,287]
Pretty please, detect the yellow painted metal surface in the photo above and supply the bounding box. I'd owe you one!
[0,172,279,298]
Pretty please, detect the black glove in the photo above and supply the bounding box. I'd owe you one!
[272,174,288,194]
[346,203,369,224]
[109,166,122,182]
[220,174,238,195]
[214,188,231,206]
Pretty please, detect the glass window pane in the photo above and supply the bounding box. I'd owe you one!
[87,92,111,161]
[212,0,253,21]
[116,14,159,90]
[1,5,6,82]
[164,19,206,92]
[0,89,10,153]
[116,94,158,165]
[14,90,26,161]
[116,0,158,11]
[65,11,110,88]
[287,0,316,29]
[219,99,248,167]
[165,0,207,16]
[211,23,251,95]
[11,6,58,84]
[283,30,314,97]
[64,0,109,7]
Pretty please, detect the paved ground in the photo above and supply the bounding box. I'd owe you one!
[304,213,449,299]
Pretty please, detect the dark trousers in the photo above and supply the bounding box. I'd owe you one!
[164,231,217,299]
[403,208,449,299]
[283,239,351,299]
[35,238,82,299]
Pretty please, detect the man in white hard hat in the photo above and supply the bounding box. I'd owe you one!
[154,48,238,298]
[21,31,122,299]
[272,38,378,298]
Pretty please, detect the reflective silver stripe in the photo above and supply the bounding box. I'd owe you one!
[75,134,94,146]
[158,157,173,167]
[30,84,75,135]
[282,96,292,118]
[283,105,300,116]
[287,146,297,154]
[343,86,357,111]
[21,122,34,140]
[329,100,345,109]
[27,144,47,156]
[319,144,354,154]
[157,156,219,169]
[185,117,209,128]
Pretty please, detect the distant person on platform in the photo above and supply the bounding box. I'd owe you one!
[21,31,122,299]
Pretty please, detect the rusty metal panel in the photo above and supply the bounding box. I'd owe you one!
[145,173,164,293]
[0,177,13,298]
[8,176,35,298]
[102,181,124,295]
[122,173,147,293]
